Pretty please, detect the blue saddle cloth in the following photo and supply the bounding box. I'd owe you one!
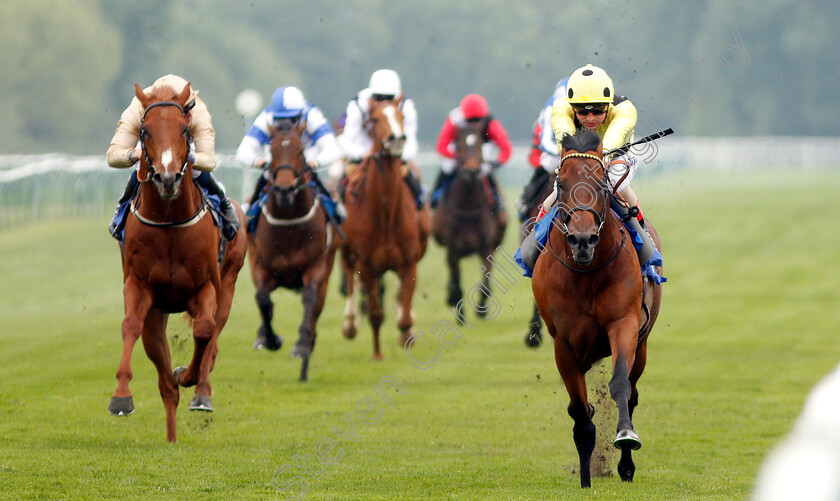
[112,189,223,243]
[247,182,341,234]
[514,206,667,284]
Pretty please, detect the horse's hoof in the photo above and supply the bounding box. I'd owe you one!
[108,396,135,416]
[524,331,542,348]
[614,429,642,450]
[342,323,357,340]
[254,328,282,351]
[189,395,214,412]
[173,366,186,385]
[291,343,311,358]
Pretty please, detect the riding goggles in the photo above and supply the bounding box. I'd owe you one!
[573,104,608,116]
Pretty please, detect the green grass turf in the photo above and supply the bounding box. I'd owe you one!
[0,169,838,500]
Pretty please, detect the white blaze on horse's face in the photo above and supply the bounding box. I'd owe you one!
[381,104,405,155]
[466,134,477,146]
[160,149,173,172]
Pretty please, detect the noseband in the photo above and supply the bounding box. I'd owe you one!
[138,101,193,183]
[555,152,609,237]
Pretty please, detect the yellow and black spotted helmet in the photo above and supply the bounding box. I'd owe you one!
[566,64,614,107]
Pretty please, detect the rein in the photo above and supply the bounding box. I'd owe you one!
[261,192,321,226]
[130,183,209,228]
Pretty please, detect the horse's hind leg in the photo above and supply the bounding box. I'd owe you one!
[176,282,217,396]
[341,253,359,339]
[524,301,543,348]
[140,309,179,442]
[109,279,153,416]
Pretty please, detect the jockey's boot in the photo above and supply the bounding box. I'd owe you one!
[402,167,425,209]
[246,173,269,209]
[516,168,550,221]
[108,171,140,239]
[198,172,239,241]
[429,169,456,208]
[309,169,347,224]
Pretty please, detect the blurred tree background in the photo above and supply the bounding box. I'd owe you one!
[0,0,837,154]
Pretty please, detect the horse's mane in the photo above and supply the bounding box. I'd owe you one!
[561,128,601,153]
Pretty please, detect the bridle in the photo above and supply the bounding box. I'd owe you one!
[547,151,626,274]
[554,152,610,238]
[130,99,208,228]
[137,100,194,183]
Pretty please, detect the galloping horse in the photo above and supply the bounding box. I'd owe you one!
[339,98,430,359]
[109,83,247,442]
[531,129,662,487]
[431,120,506,317]
[248,124,337,382]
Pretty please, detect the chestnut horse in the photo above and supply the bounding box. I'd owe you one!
[339,98,430,359]
[431,121,506,319]
[248,125,337,382]
[108,83,247,442]
[531,129,662,487]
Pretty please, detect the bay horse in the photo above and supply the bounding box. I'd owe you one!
[431,120,506,319]
[108,82,247,442]
[531,129,662,487]
[247,124,337,382]
[339,97,430,359]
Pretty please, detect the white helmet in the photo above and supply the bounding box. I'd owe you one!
[268,86,307,118]
[368,69,401,96]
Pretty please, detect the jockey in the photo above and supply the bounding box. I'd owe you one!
[515,77,569,221]
[517,64,663,279]
[430,93,512,211]
[235,85,346,225]
[336,69,424,208]
[106,74,239,241]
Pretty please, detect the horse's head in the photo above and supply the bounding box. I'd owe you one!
[556,129,609,265]
[367,97,405,157]
[135,83,193,200]
[455,121,484,181]
[267,125,307,208]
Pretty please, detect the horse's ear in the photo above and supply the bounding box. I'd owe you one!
[135,83,150,108]
[178,83,192,108]
[295,118,307,136]
[267,123,277,138]
[367,96,378,112]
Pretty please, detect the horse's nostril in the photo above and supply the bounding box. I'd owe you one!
[588,235,599,246]
[153,173,162,183]
[567,235,578,247]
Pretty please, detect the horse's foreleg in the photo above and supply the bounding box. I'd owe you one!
[254,266,282,351]
[294,262,327,359]
[396,264,418,347]
[524,301,543,348]
[341,253,359,340]
[618,340,648,482]
[608,318,643,460]
[109,278,153,416]
[554,338,595,489]
[139,309,179,442]
[446,249,462,308]
[476,253,493,317]
[360,269,384,360]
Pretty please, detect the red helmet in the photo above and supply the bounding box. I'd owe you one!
[460,94,489,120]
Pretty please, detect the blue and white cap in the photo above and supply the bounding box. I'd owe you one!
[267,86,307,118]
